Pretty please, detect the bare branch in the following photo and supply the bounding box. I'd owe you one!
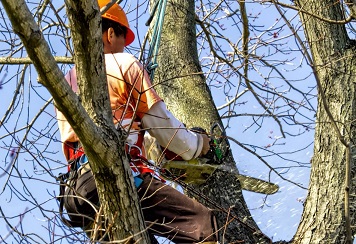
[0,56,73,64]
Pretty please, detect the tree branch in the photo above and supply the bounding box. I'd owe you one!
[0,56,73,64]
[264,0,354,23]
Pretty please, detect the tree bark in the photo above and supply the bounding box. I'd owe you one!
[294,0,356,243]
[65,1,150,242]
[1,0,150,242]
[150,0,268,242]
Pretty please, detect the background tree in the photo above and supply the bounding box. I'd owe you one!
[150,0,266,242]
[1,0,355,243]
[292,0,356,243]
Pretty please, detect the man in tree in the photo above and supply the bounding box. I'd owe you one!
[56,0,218,243]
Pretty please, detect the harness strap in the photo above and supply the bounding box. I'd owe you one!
[64,142,84,171]
[65,136,156,177]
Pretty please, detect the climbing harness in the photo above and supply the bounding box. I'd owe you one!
[126,143,166,185]
[57,141,160,229]
[143,0,168,81]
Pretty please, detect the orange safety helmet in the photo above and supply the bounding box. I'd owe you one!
[98,0,135,46]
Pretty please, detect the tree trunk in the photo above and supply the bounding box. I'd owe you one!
[150,0,268,242]
[2,0,151,242]
[63,1,151,242]
[294,0,356,243]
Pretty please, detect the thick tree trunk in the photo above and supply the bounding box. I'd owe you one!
[294,0,356,243]
[150,0,268,242]
[2,0,150,242]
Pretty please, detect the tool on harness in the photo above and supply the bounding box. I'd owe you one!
[126,143,165,187]
[127,143,166,184]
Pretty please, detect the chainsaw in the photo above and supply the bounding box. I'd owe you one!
[145,123,279,195]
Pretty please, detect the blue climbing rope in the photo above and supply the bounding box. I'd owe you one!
[145,0,168,82]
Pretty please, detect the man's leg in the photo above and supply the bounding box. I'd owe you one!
[137,174,217,243]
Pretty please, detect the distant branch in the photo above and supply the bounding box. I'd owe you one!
[227,135,308,190]
[344,0,356,19]
[266,0,354,23]
[0,207,29,242]
[0,56,73,64]
[195,14,286,138]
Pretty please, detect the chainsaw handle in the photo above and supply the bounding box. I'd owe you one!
[191,124,227,163]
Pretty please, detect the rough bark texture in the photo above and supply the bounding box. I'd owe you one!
[64,1,150,242]
[294,1,356,243]
[150,0,268,242]
[2,0,150,242]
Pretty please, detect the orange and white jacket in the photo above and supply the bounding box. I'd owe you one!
[56,53,203,161]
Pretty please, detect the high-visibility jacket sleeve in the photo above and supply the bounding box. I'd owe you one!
[141,101,203,161]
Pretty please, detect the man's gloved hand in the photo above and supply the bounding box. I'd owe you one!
[190,127,213,159]
[200,133,211,157]
[191,124,228,164]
